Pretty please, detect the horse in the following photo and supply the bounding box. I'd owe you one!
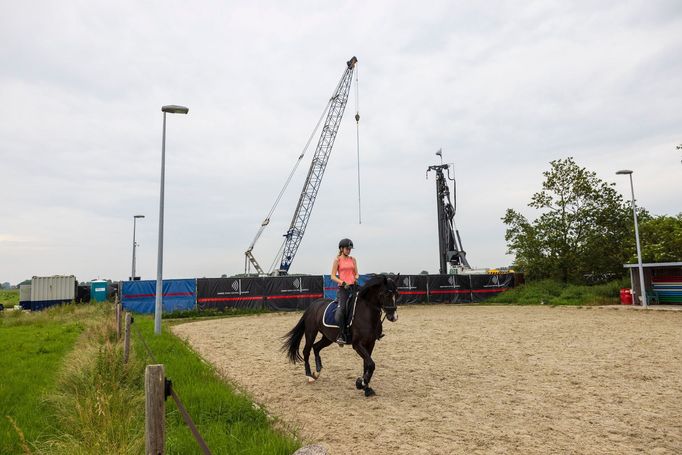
[282,274,399,397]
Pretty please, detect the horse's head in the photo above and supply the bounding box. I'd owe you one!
[379,275,399,322]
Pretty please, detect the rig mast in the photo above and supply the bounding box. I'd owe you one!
[427,153,470,274]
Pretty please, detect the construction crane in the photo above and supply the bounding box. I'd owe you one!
[245,56,358,275]
[426,150,470,274]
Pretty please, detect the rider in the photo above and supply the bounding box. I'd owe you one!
[331,238,358,345]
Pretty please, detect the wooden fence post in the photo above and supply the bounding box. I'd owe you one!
[145,364,165,455]
[116,302,122,340]
[123,313,132,364]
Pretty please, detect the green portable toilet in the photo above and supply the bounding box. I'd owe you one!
[91,280,108,302]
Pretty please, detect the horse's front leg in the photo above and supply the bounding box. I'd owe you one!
[353,340,377,397]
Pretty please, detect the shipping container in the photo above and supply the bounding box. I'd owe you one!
[19,284,31,309]
[30,275,77,311]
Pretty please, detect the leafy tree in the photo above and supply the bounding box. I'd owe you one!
[638,214,682,263]
[503,157,637,283]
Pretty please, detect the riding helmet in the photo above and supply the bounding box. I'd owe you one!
[338,238,354,249]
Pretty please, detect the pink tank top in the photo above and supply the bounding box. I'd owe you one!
[337,256,356,284]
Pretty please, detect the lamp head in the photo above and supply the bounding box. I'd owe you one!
[134,215,145,219]
[616,170,633,175]
[161,105,189,114]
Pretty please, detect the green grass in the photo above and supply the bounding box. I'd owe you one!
[133,316,300,454]
[1,302,299,454]
[0,305,86,454]
[0,289,19,306]
[486,278,630,305]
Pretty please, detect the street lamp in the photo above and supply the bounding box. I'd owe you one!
[616,169,647,308]
[155,105,189,335]
[131,215,145,280]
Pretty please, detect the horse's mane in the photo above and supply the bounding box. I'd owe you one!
[358,275,387,298]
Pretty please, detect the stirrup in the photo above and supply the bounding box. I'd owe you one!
[336,335,347,346]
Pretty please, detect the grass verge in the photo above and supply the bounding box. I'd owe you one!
[3,303,300,454]
[133,315,300,454]
[486,278,630,305]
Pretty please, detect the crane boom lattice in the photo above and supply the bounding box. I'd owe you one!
[244,56,358,275]
[278,57,357,274]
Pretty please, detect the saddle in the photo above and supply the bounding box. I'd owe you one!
[322,292,357,329]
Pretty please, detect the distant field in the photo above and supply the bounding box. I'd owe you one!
[0,289,19,306]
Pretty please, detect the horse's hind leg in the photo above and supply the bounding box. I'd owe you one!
[312,337,333,377]
[303,328,318,383]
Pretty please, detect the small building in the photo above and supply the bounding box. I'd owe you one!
[91,280,109,302]
[623,262,682,304]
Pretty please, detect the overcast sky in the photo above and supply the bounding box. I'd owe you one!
[1,1,681,285]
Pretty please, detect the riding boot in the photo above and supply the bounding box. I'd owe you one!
[336,310,347,345]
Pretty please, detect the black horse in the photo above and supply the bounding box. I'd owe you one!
[282,275,399,397]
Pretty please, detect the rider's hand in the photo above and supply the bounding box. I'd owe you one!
[342,281,350,289]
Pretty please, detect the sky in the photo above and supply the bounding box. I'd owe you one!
[1,0,681,285]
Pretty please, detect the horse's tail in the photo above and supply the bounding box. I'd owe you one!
[281,307,311,364]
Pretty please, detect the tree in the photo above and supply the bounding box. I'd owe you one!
[638,214,682,263]
[502,157,636,283]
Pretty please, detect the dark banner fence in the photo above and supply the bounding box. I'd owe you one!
[197,277,265,311]
[427,274,472,303]
[395,275,429,304]
[121,273,516,314]
[470,273,514,302]
[263,276,324,311]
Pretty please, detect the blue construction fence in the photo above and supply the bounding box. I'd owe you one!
[121,279,196,314]
[120,273,517,314]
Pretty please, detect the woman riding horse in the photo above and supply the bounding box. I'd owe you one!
[282,274,399,397]
[330,238,358,345]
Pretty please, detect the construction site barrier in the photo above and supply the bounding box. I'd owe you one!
[119,273,516,313]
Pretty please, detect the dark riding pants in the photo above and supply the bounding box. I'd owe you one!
[337,285,354,333]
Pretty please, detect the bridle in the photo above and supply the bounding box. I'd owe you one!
[379,288,398,322]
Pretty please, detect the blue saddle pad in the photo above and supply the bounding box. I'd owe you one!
[323,300,340,328]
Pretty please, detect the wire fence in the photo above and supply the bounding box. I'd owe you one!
[129,313,213,455]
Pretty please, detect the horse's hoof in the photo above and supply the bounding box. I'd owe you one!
[355,378,364,390]
[364,387,375,397]
[312,371,319,379]
[307,376,316,383]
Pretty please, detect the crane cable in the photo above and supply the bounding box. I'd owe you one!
[355,63,362,224]
[250,70,349,274]
[245,72,348,271]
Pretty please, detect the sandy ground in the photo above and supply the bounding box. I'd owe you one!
[171,305,682,455]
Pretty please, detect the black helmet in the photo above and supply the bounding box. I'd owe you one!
[338,238,354,249]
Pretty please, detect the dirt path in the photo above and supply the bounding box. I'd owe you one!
[171,305,682,454]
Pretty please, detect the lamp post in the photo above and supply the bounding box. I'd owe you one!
[616,169,647,308]
[155,105,189,335]
[131,215,145,280]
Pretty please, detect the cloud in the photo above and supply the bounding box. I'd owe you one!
[1,0,681,284]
